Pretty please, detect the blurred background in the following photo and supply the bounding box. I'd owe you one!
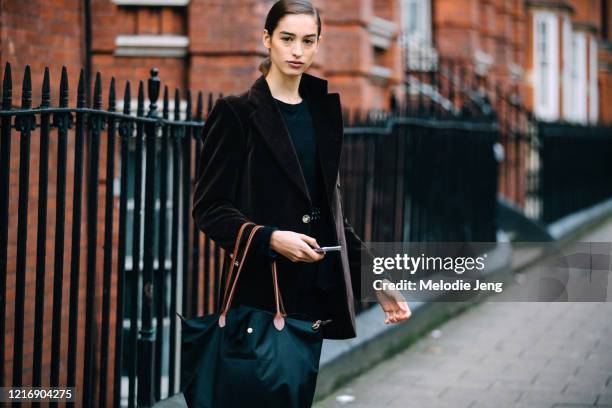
[0,1,611,407]
[0,0,610,119]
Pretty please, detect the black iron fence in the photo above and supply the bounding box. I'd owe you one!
[341,115,498,244]
[403,48,612,224]
[0,63,501,407]
[538,122,612,223]
[0,63,218,407]
[1,62,611,407]
[403,50,541,217]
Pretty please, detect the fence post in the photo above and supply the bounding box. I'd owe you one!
[138,68,160,406]
[0,62,13,388]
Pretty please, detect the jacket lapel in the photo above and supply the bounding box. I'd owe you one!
[308,92,343,207]
[248,74,343,206]
[250,109,312,202]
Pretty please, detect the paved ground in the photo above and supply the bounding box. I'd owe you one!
[154,218,612,408]
[313,218,612,408]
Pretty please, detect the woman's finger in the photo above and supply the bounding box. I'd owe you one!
[300,234,319,249]
[397,308,411,321]
[296,248,323,263]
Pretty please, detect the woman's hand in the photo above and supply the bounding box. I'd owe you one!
[375,280,412,324]
[270,231,325,263]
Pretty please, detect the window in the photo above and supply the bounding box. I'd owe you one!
[562,17,589,124]
[401,0,432,44]
[562,16,573,121]
[533,12,559,121]
[589,36,599,123]
[570,31,587,123]
[401,0,436,71]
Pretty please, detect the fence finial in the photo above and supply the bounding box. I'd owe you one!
[77,69,85,108]
[123,81,131,115]
[137,80,145,117]
[196,91,203,122]
[2,62,12,110]
[108,77,116,112]
[41,67,50,108]
[148,68,160,115]
[59,67,69,108]
[21,65,32,109]
[173,88,181,121]
[93,72,102,109]
[162,86,169,120]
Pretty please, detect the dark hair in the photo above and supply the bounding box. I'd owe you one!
[259,0,322,75]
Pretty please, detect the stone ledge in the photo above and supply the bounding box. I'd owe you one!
[115,35,189,58]
[368,16,398,50]
[112,0,189,6]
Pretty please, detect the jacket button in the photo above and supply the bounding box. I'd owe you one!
[302,214,311,224]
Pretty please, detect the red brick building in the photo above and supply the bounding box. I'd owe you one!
[1,0,610,118]
[404,0,610,124]
[0,0,611,405]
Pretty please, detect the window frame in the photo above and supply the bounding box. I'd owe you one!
[589,36,599,124]
[533,11,560,121]
[401,0,432,45]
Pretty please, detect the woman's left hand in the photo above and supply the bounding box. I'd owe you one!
[374,280,412,324]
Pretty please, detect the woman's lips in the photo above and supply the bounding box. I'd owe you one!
[287,61,304,68]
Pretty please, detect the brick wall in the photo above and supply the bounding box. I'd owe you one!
[2,1,612,407]
[0,1,95,406]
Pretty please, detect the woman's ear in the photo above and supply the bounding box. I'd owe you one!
[262,29,271,50]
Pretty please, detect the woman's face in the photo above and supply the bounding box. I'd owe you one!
[263,14,320,77]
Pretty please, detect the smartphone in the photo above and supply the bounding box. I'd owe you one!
[313,246,341,253]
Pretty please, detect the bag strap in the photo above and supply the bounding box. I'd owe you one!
[270,260,287,328]
[223,223,286,317]
[222,223,287,317]
[218,222,287,331]
[220,222,254,309]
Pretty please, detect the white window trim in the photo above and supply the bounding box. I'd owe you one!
[474,49,494,76]
[572,31,588,123]
[115,35,189,58]
[112,0,189,6]
[589,36,599,123]
[370,65,393,83]
[562,15,573,121]
[533,11,560,121]
[401,0,436,72]
[400,0,432,45]
[369,17,398,50]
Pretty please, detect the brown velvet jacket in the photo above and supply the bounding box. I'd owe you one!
[192,73,371,339]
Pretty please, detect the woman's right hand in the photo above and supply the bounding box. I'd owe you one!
[269,231,325,263]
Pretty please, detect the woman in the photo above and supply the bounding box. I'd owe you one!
[192,0,410,342]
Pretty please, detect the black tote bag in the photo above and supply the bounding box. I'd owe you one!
[177,222,331,408]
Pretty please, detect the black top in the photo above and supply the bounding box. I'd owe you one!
[253,97,323,261]
[274,98,322,204]
[275,96,341,293]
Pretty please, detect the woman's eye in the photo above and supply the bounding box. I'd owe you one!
[304,40,314,45]
[282,37,292,42]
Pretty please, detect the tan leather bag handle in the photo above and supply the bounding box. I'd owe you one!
[220,222,254,309]
[219,222,287,331]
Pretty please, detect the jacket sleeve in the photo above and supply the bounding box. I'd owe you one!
[192,97,276,255]
[337,179,393,285]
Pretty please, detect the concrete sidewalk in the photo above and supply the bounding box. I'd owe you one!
[313,218,612,408]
